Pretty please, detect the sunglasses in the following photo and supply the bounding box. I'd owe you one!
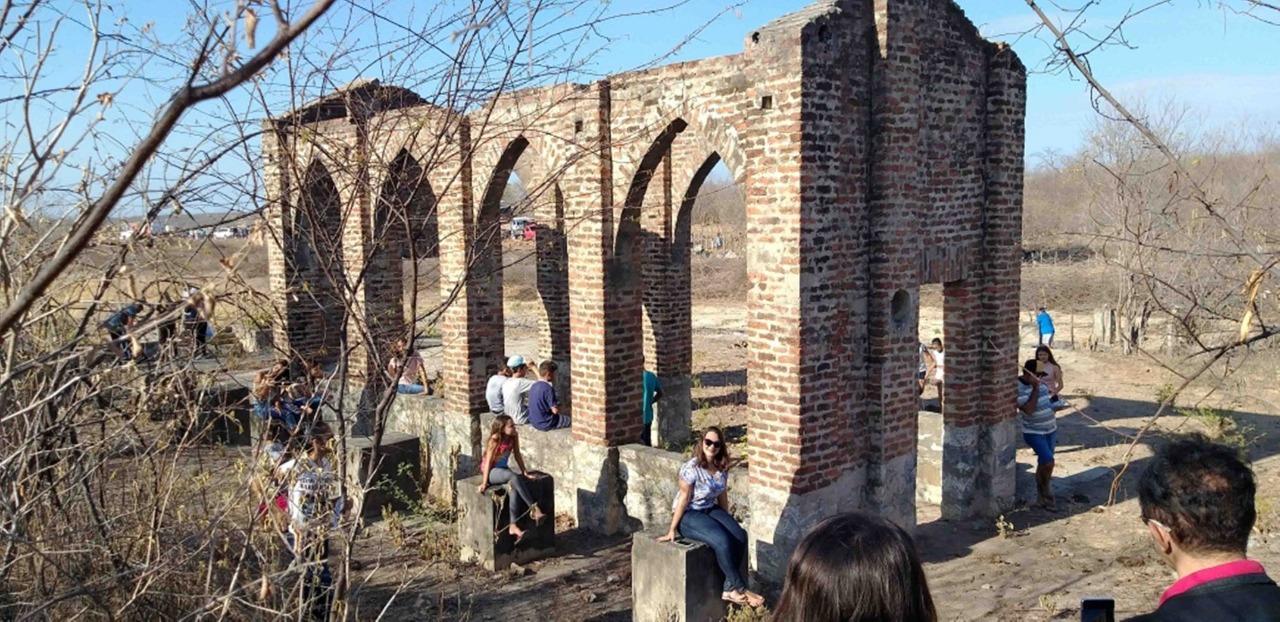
[703,438,724,449]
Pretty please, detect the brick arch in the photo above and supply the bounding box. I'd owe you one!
[288,158,347,363]
[375,149,438,260]
[671,150,741,265]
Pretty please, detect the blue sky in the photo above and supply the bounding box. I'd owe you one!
[7,0,1277,217]
[569,0,1280,161]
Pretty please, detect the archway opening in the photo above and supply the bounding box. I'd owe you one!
[375,150,440,342]
[479,137,572,413]
[670,155,747,454]
[288,159,346,364]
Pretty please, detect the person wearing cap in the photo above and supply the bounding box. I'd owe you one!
[486,361,512,415]
[501,355,537,425]
[101,302,144,361]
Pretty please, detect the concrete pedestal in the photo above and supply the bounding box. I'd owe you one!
[631,531,728,622]
[458,473,556,571]
[345,432,422,518]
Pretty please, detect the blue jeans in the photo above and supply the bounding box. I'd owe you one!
[1024,431,1057,465]
[678,506,748,592]
[396,383,425,395]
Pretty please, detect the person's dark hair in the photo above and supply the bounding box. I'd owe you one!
[539,360,558,377]
[773,512,937,622]
[1024,346,1059,375]
[930,338,942,348]
[694,426,731,472]
[263,419,289,445]
[1139,434,1255,556]
[1038,306,1046,312]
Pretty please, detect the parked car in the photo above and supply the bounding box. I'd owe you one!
[211,227,235,240]
[510,216,534,239]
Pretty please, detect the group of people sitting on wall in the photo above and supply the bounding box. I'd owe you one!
[661,433,1278,621]
[99,288,212,362]
[251,358,332,435]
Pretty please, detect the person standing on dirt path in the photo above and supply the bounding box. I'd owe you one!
[486,361,512,414]
[1125,435,1280,621]
[278,421,343,621]
[639,370,663,446]
[925,338,945,399]
[1017,369,1057,511]
[1036,306,1055,347]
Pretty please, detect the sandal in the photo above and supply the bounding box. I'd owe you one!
[721,591,749,606]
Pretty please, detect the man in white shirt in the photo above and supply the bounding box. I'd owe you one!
[486,360,512,414]
[501,355,537,424]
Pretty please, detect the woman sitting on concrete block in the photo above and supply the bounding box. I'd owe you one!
[478,415,547,544]
[658,426,764,608]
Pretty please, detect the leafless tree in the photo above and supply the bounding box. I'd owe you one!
[1024,0,1279,501]
[0,0,735,617]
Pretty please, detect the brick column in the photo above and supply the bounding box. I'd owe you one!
[641,151,692,448]
[745,4,872,582]
[437,120,501,423]
[563,81,627,533]
[976,45,1026,512]
[864,0,925,527]
[263,125,293,359]
[534,185,571,415]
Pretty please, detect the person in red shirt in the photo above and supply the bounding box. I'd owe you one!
[1125,434,1280,621]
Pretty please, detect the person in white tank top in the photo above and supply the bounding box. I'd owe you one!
[929,338,945,382]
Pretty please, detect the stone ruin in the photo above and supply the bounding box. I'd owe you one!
[262,0,1025,582]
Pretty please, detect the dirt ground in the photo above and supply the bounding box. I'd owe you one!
[342,288,1280,621]
[164,239,1279,621]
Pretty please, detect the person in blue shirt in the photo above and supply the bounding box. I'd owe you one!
[1036,307,1056,347]
[101,302,143,361]
[527,360,570,431]
[639,370,663,446]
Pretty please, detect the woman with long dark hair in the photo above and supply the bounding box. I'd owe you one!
[657,426,763,608]
[478,415,545,543]
[773,512,937,622]
[1024,345,1064,403]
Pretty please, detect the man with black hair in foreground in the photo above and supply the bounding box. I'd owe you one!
[1126,434,1280,621]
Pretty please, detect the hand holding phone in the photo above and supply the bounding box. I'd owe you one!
[1080,598,1115,622]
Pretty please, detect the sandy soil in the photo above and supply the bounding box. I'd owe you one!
[342,293,1280,621]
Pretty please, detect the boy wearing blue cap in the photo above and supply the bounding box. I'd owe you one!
[501,355,537,424]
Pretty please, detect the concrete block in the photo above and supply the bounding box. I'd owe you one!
[654,374,692,449]
[619,445,685,532]
[458,473,555,571]
[345,432,422,518]
[631,531,727,622]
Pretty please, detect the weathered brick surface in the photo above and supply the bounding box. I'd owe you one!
[264,0,1024,565]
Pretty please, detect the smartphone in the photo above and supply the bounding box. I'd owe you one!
[1080,598,1115,622]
